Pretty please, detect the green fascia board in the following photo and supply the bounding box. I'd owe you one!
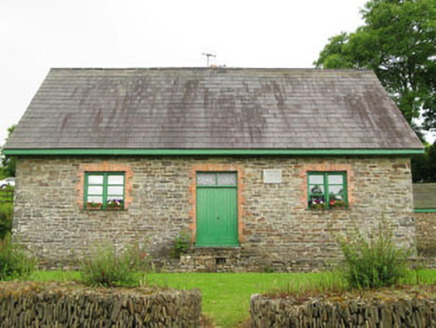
[2,148,425,156]
[415,208,436,213]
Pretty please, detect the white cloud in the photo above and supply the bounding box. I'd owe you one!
[0,0,368,144]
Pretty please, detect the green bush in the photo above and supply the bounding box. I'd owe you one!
[337,218,410,289]
[0,235,35,280]
[0,203,13,240]
[170,232,190,259]
[80,241,148,287]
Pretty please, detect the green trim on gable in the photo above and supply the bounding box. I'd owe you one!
[415,208,436,213]
[2,148,425,156]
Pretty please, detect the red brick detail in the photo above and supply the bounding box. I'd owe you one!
[77,162,133,210]
[300,163,355,208]
[189,164,245,244]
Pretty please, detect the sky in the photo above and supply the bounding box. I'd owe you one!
[2,0,431,145]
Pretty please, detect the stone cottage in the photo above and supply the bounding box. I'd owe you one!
[4,68,424,271]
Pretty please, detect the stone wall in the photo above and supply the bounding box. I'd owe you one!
[0,282,202,328]
[250,293,436,327]
[13,156,415,271]
[415,212,436,258]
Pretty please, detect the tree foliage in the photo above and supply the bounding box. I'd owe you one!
[411,140,436,182]
[315,0,436,130]
[1,125,16,177]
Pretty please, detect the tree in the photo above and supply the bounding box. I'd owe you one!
[315,0,436,130]
[1,125,16,177]
[411,141,436,182]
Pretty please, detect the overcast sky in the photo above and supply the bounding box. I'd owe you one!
[4,0,419,145]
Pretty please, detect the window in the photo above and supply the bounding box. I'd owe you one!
[197,172,237,186]
[84,172,125,210]
[307,172,347,209]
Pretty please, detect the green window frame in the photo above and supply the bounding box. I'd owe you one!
[307,171,348,210]
[84,172,125,210]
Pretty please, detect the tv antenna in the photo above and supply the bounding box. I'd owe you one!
[202,52,216,67]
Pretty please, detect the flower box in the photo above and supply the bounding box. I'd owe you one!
[329,200,346,209]
[310,203,328,210]
[86,202,102,210]
[333,200,346,208]
[106,201,123,211]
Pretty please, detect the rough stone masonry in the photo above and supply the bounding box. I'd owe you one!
[13,155,415,272]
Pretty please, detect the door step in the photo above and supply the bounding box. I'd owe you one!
[180,248,243,272]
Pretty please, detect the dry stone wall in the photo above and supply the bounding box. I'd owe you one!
[251,294,436,328]
[0,282,201,328]
[13,156,415,271]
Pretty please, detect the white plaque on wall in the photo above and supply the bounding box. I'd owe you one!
[263,169,282,184]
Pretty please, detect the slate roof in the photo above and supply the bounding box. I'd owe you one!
[413,183,436,209]
[5,68,423,150]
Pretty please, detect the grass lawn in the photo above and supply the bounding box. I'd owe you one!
[29,270,436,328]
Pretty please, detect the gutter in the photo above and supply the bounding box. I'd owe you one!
[2,148,425,156]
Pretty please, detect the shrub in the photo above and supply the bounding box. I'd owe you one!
[0,202,13,240]
[337,218,410,289]
[170,232,190,259]
[0,235,35,280]
[80,241,148,287]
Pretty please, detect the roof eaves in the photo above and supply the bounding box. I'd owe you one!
[2,148,425,156]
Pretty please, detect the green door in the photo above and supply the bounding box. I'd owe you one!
[196,172,238,247]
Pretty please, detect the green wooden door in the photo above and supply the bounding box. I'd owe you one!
[196,172,238,247]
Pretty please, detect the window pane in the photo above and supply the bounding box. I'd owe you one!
[328,175,343,185]
[330,194,344,201]
[308,172,347,209]
[197,173,216,186]
[329,185,344,194]
[88,175,103,184]
[88,186,103,195]
[108,175,124,185]
[108,186,123,195]
[217,173,237,186]
[87,196,103,204]
[309,175,324,184]
[309,184,324,194]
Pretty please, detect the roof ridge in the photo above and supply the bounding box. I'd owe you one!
[49,67,374,73]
